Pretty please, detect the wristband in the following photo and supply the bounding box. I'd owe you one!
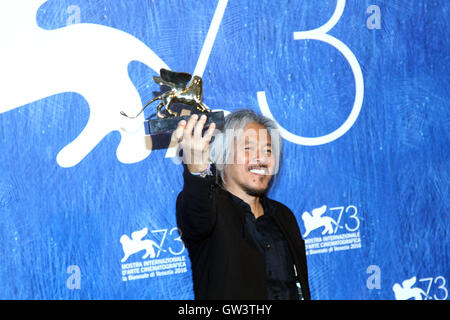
[190,163,212,178]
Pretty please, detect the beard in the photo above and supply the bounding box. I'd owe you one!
[222,163,275,197]
[243,185,267,197]
[239,178,272,197]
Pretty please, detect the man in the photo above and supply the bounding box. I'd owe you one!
[173,109,310,300]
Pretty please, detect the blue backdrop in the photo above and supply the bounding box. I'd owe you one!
[0,0,448,300]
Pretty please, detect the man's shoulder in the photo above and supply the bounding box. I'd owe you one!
[265,197,294,216]
[267,197,304,240]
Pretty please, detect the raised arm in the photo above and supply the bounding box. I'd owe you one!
[174,114,217,241]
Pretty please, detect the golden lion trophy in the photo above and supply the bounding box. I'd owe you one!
[120,68,224,135]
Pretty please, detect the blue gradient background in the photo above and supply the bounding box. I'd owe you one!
[0,0,448,299]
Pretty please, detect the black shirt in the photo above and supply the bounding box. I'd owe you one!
[177,164,311,299]
[227,191,302,300]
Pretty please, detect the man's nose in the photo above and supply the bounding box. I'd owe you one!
[253,148,269,164]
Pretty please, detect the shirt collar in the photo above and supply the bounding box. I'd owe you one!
[224,189,275,218]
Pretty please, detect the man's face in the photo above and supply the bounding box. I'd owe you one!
[223,122,276,197]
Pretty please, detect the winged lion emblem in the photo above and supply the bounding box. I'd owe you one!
[121,68,210,119]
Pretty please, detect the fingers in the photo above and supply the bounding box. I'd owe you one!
[183,114,198,141]
[193,114,207,139]
[176,114,215,169]
[171,119,186,143]
[179,113,215,143]
[203,121,216,143]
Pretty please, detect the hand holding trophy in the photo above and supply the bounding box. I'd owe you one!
[172,114,216,174]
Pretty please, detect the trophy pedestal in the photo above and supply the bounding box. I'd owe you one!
[145,111,225,135]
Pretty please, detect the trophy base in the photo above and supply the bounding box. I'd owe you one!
[145,111,225,135]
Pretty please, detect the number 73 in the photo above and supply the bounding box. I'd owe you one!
[419,276,448,300]
[151,227,185,257]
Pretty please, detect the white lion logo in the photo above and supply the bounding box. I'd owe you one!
[120,228,165,263]
[301,205,337,237]
[0,0,169,167]
[392,276,427,300]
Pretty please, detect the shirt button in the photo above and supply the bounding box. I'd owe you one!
[265,243,271,249]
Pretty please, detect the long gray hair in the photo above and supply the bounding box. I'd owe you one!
[210,109,282,184]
